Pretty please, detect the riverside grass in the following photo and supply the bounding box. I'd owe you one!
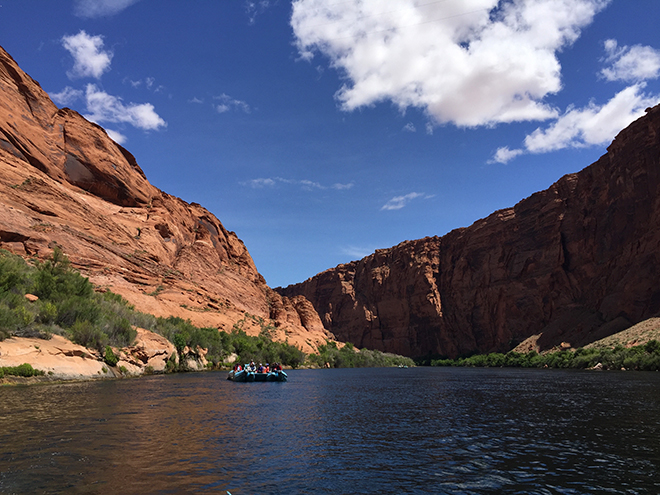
[426,340,660,371]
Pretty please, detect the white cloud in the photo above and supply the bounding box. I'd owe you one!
[402,122,416,132]
[83,84,167,131]
[241,177,354,190]
[105,129,127,144]
[73,0,141,18]
[601,39,660,82]
[524,84,657,153]
[50,86,83,106]
[491,83,659,162]
[61,31,113,79]
[490,146,524,164]
[292,0,611,127]
[381,192,425,211]
[214,94,250,113]
[332,182,355,190]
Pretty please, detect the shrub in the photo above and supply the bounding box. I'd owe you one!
[644,340,660,354]
[69,320,107,351]
[1,363,45,377]
[104,346,119,366]
[38,301,58,324]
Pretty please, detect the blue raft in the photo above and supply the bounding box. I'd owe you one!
[227,369,288,382]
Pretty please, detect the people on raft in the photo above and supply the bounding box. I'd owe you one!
[237,361,283,373]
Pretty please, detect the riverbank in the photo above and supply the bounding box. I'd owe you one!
[0,328,186,382]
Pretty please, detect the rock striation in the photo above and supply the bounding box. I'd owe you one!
[0,45,332,355]
[279,104,660,358]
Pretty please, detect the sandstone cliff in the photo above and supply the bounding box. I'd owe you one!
[279,104,660,358]
[0,45,331,354]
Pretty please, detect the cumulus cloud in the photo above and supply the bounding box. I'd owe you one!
[491,84,659,162]
[50,86,83,106]
[601,39,660,82]
[381,192,426,211]
[292,0,611,127]
[61,31,113,79]
[241,177,354,190]
[491,146,524,164]
[214,94,251,113]
[73,0,141,18]
[83,84,167,130]
[524,84,657,152]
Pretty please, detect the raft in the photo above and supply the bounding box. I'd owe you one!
[227,369,288,382]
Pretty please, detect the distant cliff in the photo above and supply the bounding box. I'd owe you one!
[279,104,660,358]
[0,45,331,352]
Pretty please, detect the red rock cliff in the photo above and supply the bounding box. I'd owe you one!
[0,46,331,352]
[279,104,660,358]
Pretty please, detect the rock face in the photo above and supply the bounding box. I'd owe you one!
[0,329,177,380]
[0,45,331,354]
[280,104,660,358]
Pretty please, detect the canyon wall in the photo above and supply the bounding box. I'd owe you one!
[279,104,660,358]
[0,46,331,353]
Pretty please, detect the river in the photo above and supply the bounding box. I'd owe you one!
[1,367,659,494]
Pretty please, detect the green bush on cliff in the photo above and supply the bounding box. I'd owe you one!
[104,345,119,367]
[0,249,138,348]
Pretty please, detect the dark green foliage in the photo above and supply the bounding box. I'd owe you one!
[32,247,93,301]
[151,314,308,369]
[1,363,44,377]
[104,346,119,367]
[308,340,415,368]
[226,328,306,368]
[430,340,660,371]
[0,249,138,348]
[70,320,106,350]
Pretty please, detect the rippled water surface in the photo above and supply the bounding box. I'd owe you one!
[1,367,660,494]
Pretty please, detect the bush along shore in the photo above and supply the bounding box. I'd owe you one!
[0,249,413,377]
[424,341,660,371]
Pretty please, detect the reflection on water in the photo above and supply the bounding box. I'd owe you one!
[1,368,659,494]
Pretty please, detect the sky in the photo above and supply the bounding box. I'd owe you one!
[1,0,660,288]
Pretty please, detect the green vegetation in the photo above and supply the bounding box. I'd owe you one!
[0,363,44,378]
[427,341,660,371]
[308,341,415,368]
[104,345,119,367]
[0,249,414,373]
[0,248,137,350]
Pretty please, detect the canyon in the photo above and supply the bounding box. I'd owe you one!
[2,41,660,371]
[0,44,332,363]
[280,103,660,358]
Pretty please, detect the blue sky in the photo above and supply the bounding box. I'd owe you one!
[1,0,660,288]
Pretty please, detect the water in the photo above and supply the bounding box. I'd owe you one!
[1,367,659,494]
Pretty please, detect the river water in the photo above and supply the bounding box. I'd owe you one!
[1,367,659,494]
